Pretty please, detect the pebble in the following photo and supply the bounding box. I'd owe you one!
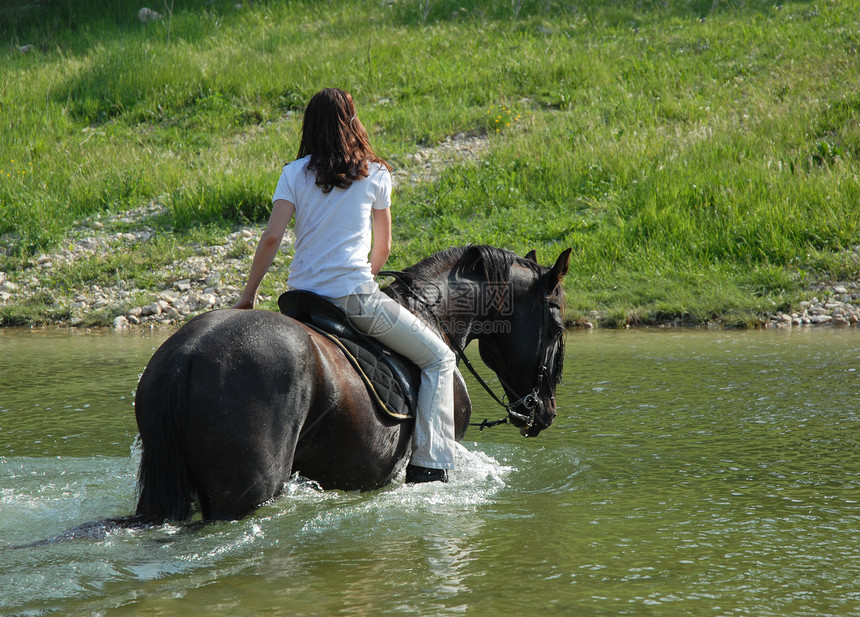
[163,306,182,320]
[137,7,162,22]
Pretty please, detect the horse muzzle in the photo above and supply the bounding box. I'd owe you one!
[514,395,556,437]
[507,404,556,438]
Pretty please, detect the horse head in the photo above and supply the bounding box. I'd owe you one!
[458,246,571,437]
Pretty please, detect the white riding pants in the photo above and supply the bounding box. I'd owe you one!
[330,290,457,470]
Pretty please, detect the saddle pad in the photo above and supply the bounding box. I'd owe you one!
[305,323,417,421]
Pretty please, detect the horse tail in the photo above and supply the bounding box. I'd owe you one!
[134,355,195,524]
[3,516,149,550]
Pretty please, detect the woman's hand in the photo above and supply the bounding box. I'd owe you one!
[232,296,255,310]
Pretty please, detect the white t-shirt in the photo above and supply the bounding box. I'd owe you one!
[273,155,392,298]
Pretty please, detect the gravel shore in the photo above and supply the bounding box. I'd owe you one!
[1,132,858,330]
[4,205,858,331]
[0,201,264,328]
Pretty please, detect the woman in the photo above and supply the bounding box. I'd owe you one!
[234,88,456,483]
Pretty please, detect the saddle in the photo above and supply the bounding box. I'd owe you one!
[277,290,420,420]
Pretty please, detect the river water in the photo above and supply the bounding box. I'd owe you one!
[1,326,858,616]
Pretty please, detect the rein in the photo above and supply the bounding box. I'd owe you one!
[379,270,551,431]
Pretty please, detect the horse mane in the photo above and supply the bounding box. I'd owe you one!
[383,244,566,348]
[383,244,549,311]
[403,244,541,284]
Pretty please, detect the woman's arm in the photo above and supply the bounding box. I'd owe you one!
[369,206,392,276]
[233,199,296,309]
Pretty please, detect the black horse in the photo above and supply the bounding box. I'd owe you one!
[134,245,571,522]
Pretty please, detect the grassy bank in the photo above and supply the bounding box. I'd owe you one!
[1,0,858,327]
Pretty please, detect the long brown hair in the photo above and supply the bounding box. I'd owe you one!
[296,88,391,194]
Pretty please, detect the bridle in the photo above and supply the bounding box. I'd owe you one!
[380,270,564,432]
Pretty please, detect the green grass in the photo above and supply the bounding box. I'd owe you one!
[1,0,858,326]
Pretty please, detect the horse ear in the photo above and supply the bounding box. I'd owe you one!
[548,248,572,287]
[524,249,537,263]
